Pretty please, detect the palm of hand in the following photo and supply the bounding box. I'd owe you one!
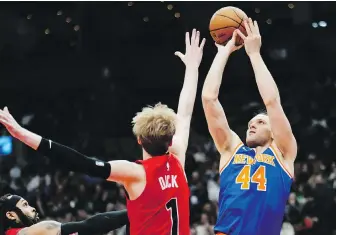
[184,45,203,68]
[175,29,206,68]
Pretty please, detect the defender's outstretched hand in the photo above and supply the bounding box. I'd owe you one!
[0,107,22,138]
[236,18,262,56]
[175,28,206,68]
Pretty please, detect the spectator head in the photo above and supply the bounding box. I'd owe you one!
[288,192,297,206]
[314,173,324,184]
[200,213,209,225]
[203,203,212,213]
[192,171,200,183]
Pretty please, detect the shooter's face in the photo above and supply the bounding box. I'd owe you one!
[246,114,272,148]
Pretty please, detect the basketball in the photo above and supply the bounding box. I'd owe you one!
[209,6,248,46]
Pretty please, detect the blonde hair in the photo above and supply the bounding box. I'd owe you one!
[132,103,177,155]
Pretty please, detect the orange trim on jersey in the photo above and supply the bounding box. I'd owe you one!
[269,146,293,178]
[216,233,228,235]
[219,142,243,174]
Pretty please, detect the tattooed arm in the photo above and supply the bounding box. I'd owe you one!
[17,221,61,235]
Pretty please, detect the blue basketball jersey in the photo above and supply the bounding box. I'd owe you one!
[214,143,293,235]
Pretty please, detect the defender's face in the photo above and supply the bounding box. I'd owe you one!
[246,114,272,148]
[15,199,39,222]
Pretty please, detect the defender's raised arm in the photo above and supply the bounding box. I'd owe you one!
[170,29,206,166]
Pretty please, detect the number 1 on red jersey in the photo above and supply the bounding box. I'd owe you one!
[166,198,178,235]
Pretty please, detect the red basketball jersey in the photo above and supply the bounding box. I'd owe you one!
[126,154,190,235]
[5,228,23,235]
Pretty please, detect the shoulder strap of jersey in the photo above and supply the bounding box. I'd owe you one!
[168,153,188,183]
[269,146,293,178]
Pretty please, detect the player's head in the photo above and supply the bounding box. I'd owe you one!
[246,111,273,148]
[132,103,177,156]
[0,194,39,232]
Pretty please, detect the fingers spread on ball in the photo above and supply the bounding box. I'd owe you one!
[248,18,257,35]
[236,29,246,40]
[244,19,252,36]
[232,30,238,39]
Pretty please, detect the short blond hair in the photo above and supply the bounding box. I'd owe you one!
[132,103,177,155]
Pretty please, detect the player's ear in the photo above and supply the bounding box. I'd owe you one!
[137,137,142,145]
[6,211,17,220]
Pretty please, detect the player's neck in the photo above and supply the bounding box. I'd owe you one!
[254,141,272,154]
[142,148,152,160]
[255,146,268,154]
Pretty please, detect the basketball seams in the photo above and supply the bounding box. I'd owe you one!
[210,26,239,32]
[215,13,242,25]
[209,7,247,45]
[232,8,245,45]
[232,8,243,21]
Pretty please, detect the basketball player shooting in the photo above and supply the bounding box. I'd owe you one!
[0,29,206,235]
[0,194,128,235]
[202,18,297,235]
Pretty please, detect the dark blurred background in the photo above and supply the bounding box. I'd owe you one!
[0,2,335,235]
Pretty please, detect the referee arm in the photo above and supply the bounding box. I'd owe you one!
[0,107,144,185]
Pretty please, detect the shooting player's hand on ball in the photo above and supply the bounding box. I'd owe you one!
[215,30,243,53]
[237,18,262,56]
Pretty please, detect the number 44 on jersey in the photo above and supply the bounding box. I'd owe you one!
[235,165,267,191]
